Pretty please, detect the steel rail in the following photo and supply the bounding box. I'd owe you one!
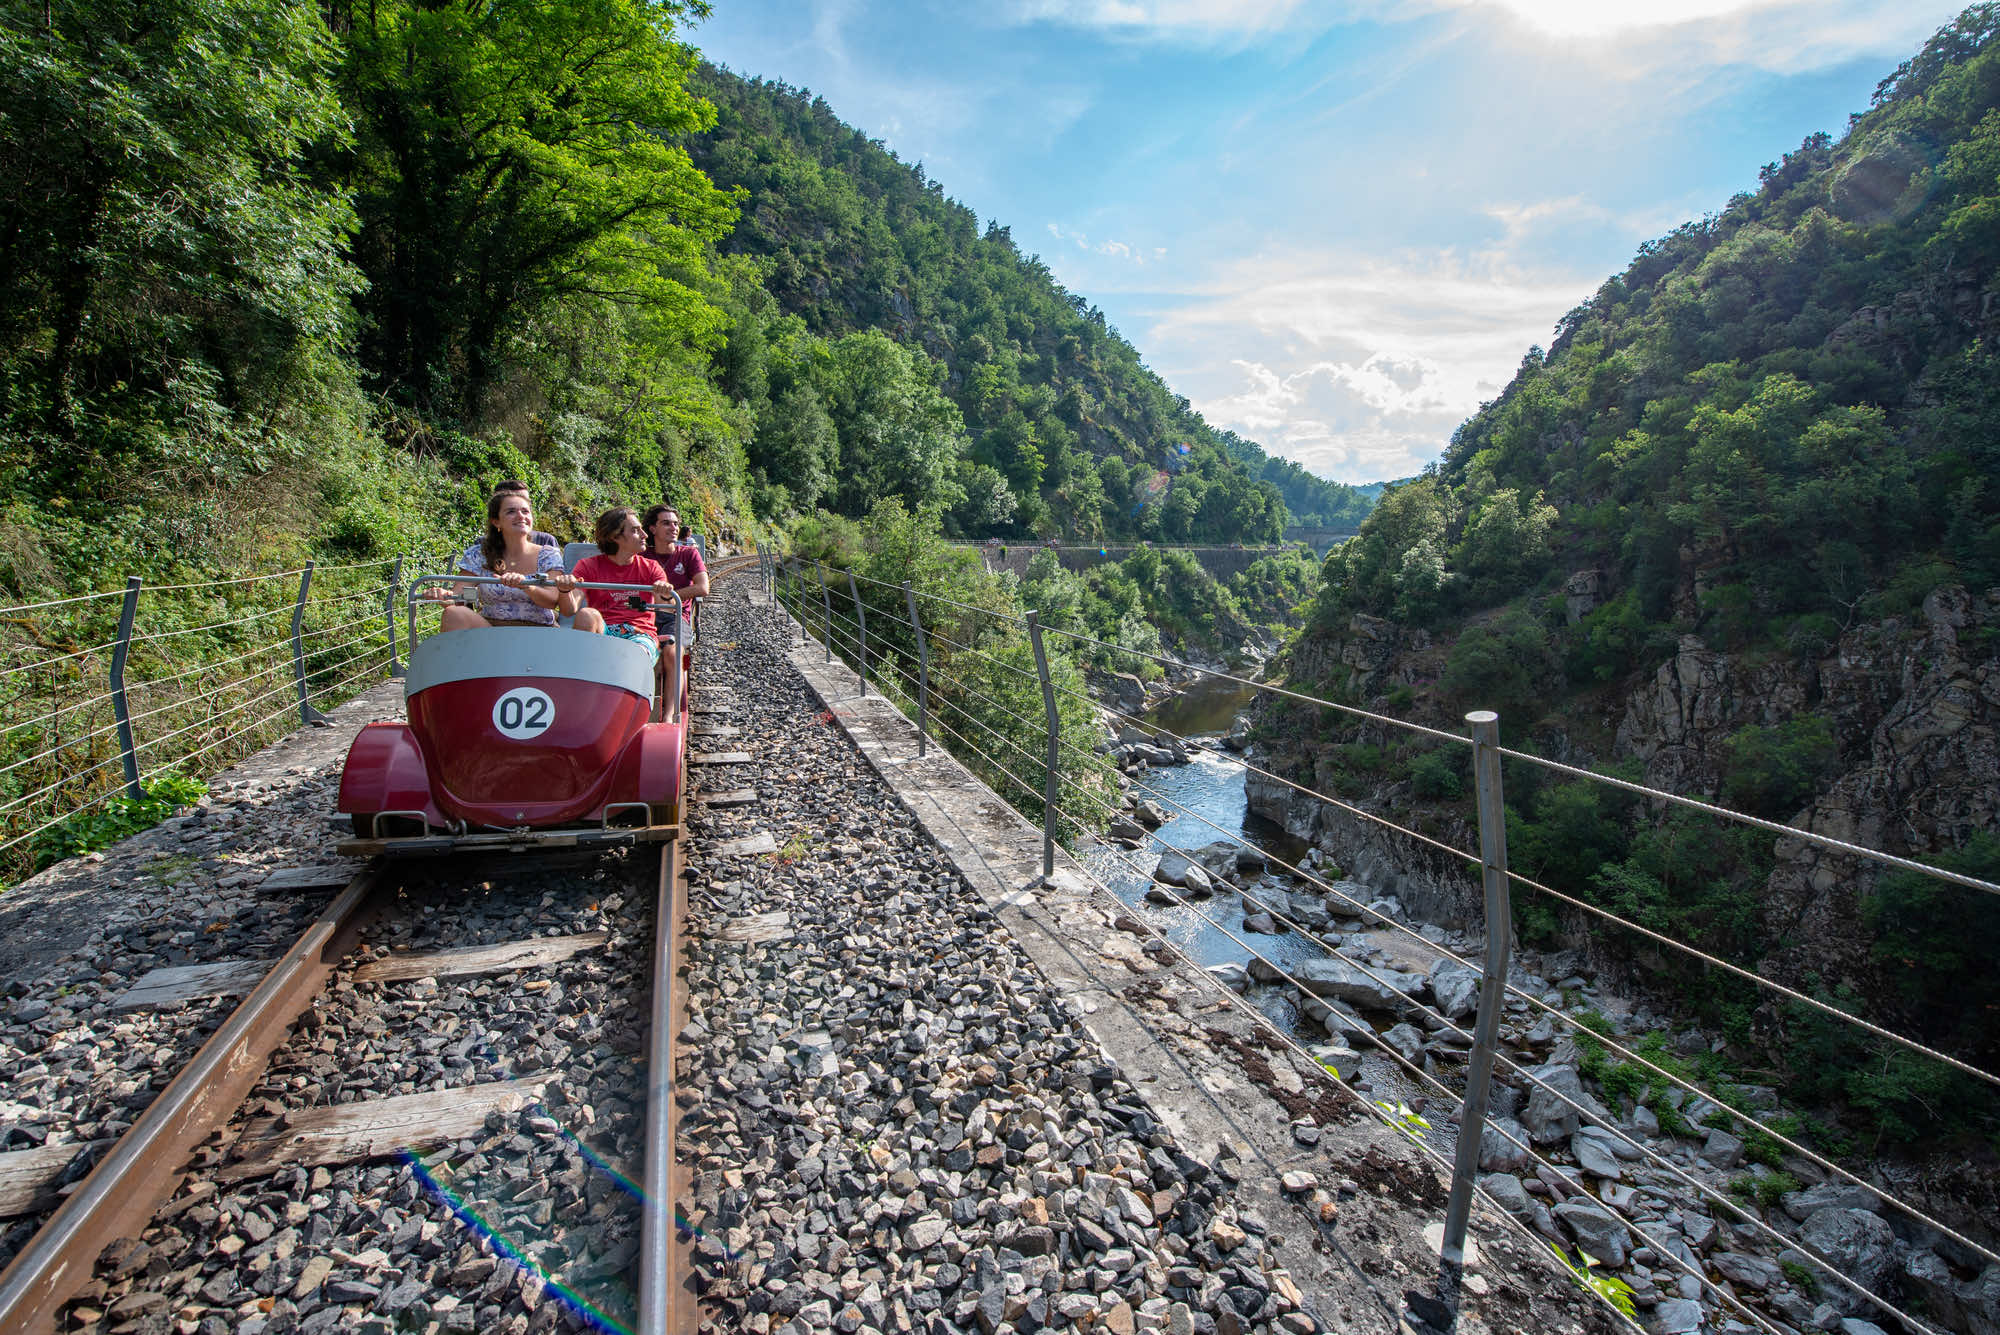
[639,833,688,1335]
[0,869,385,1331]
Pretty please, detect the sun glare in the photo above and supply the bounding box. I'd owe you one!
[1481,0,1769,39]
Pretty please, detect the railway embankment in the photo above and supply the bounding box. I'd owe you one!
[698,585,1617,1335]
[0,682,403,1273]
[0,579,1622,1334]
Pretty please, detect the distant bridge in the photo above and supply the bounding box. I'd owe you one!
[1284,525,1359,555]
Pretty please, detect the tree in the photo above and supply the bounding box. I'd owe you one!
[328,0,735,421]
[822,330,969,515]
[0,0,361,498]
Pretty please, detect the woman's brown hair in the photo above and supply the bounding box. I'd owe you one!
[480,490,525,572]
[594,507,638,556]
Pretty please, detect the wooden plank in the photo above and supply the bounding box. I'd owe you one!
[218,1078,551,1183]
[114,959,272,1012]
[352,931,610,984]
[690,751,753,765]
[258,863,362,893]
[709,832,777,858]
[690,723,740,738]
[0,1141,112,1220]
[696,788,758,808]
[713,912,790,943]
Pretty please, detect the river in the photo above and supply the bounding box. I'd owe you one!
[1084,677,1325,1020]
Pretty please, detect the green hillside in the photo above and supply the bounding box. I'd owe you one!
[1320,6,2000,648]
[686,67,1371,540]
[1273,5,2000,1145]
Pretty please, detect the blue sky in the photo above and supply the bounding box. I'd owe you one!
[689,1,1969,485]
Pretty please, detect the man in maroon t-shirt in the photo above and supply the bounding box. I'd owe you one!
[643,505,710,637]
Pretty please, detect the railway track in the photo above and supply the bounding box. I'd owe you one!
[0,551,767,1333]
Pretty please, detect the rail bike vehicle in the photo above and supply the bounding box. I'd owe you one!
[335,569,693,856]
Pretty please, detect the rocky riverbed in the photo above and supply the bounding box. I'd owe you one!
[1076,823,2000,1335]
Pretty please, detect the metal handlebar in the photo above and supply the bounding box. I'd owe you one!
[405,573,688,644]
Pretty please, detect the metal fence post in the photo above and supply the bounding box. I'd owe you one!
[1440,709,1513,1266]
[817,562,834,664]
[385,556,405,678]
[1025,611,1059,879]
[108,576,144,800]
[847,569,868,696]
[292,563,330,727]
[904,580,929,757]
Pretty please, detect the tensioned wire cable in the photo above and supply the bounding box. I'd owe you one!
[852,596,2000,1288]
[942,764,1654,1335]
[0,635,130,680]
[0,656,312,814]
[0,640,386,857]
[126,636,303,693]
[1068,833,1779,1335]
[886,578,1471,747]
[890,568,2000,895]
[1035,763,1924,1334]
[1495,742,2000,899]
[0,587,133,617]
[0,656,286,786]
[1040,669,1480,867]
[1036,665,2000,1092]
[127,585,385,644]
[1108,758,2000,1274]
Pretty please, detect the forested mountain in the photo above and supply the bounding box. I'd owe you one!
[0,0,1367,592]
[686,67,1372,541]
[1270,6,2000,1146]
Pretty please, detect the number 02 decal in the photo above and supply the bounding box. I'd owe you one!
[492,687,555,739]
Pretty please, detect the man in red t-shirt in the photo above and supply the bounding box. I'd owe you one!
[643,504,710,636]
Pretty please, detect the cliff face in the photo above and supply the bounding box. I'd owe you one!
[1249,584,2000,983]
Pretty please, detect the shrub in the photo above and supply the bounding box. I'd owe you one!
[1409,749,1467,800]
[1719,717,1838,819]
[31,771,207,871]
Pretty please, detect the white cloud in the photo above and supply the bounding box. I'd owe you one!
[1465,0,1957,76]
[1003,0,1337,42]
[1048,221,1157,264]
[1141,246,1594,482]
[1001,0,1955,75]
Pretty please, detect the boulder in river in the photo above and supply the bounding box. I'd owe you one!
[1293,958,1423,1012]
[1380,1023,1426,1065]
[1798,1208,1898,1313]
[1552,1201,1632,1265]
[1521,1063,1607,1144]
[1152,850,1212,897]
[1479,1117,1533,1173]
[1426,958,1482,1021]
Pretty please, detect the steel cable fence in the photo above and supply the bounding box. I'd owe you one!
[0,554,422,882]
[774,554,1998,1330]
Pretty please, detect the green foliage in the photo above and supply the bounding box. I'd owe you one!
[30,771,205,871]
[1719,717,1838,818]
[0,0,363,505]
[1780,1260,1820,1294]
[1374,1099,1431,1139]
[784,501,1120,848]
[685,69,1302,544]
[334,0,732,421]
[1779,978,1995,1148]
[1548,1245,1637,1319]
[1439,609,1554,725]
[1861,833,2000,1062]
[1408,748,1467,801]
[1728,1172,1800,1211]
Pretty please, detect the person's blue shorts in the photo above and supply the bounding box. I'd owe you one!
[606,622,660,663]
